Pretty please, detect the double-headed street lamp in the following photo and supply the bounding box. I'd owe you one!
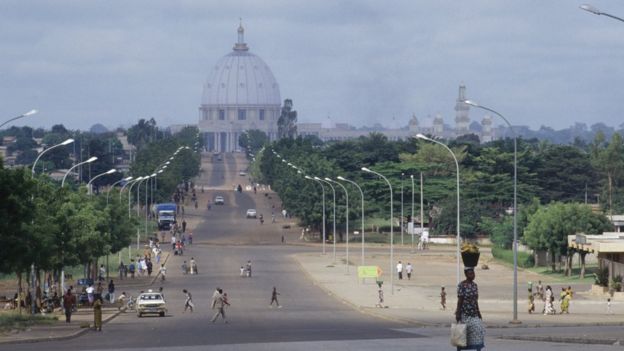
[361,167,395,294]
[316,176,337,262]
[31,138,74,176]
[464,99,520,323]
[305,176,326,255]
[415,134,461,285]
[0,109,37,129]
[337,176,365,266]
[580,4,624,22]
[327,178,350,273]
[87,169,116,195]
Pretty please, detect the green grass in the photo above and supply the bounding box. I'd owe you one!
[491,247,535,268]
[0,312,57,331]
[490,247,598,284]
[526,266,599,284]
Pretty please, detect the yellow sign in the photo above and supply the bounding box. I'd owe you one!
[358,266,382,279]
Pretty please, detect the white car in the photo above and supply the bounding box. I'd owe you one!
[136,290,167,317]
[246,209,257,218]
[239,171,247,176]
[214,196,225,205]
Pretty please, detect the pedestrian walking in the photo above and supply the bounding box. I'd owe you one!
[396,261,403,280]
[544,286,555,315]
[147,259,153,277]
[190,257,197,275]
[455,267,485,351]
[246,260,252,277]
[159,264,167,282]
[440,286,446,310]
[182,220,187,233]
[376,288,384,308]
[129,260,136,279]
[99,264,106,282]
[406,262,413,280]
[183,289,194,313]
[118,262,125,280]
[95,282,104,301]
[86,284,95,305]
[607,298,613,314]
[189,232,193,245]
[528,288,535,314]
[93,297,103,331]
[63,288,76,323]
[211,288,229,323]
[270,287,281,308]
[108,280,115,304]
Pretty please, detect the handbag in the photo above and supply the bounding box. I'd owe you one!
[450,322,467,347]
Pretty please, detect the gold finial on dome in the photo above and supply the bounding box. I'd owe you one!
[234,19,249,51]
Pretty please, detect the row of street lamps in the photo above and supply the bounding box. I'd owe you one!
[271,99,519,319]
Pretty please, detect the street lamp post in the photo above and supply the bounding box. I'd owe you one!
[0,109,37,129]
[410,174,415,253]
[327,178,349,273]
[126,177,144,216]
[62,156,98,188]
[316,177,336,262]
[580,4,624,22]
[87,169,116,195]
[401,173,404,246]
[416,134,461,285]
[361,167,395,294]
[29,137,73,314]
[338,176,365,266]
[60,156,97,294]
[108,176,133,205]
[464,100,520,323]
[31,138,74,176]
[306,176,327,255]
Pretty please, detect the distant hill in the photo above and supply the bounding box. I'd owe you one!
[90,123,109,134]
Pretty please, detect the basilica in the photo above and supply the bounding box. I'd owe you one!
[196,25,496,149]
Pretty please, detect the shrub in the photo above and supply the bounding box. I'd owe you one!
[491,247,535,268]
[594,267,609,287]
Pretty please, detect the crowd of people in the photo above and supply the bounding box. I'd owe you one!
[528,281,574,315]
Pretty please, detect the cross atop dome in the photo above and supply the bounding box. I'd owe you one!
[234,19,249,51]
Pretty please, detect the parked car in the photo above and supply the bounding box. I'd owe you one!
[136,290,167,317]
[239,171,247,176]
[214,196,225,205]
[246,209,257,218]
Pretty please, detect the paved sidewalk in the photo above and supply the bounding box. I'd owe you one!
[292,246,624,331]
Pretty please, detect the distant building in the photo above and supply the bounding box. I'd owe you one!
[297,84,496,143]
[198,23,281,152]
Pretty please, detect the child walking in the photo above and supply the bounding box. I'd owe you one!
[440,286,447,310]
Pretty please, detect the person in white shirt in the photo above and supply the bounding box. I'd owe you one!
[396,261,403,280]
[406,263,413,280]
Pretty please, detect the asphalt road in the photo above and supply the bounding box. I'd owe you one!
[6,153,623,351]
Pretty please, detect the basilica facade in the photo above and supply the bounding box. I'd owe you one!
[198,23,281,152]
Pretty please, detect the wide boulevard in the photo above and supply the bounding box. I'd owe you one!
[6,153,621,351]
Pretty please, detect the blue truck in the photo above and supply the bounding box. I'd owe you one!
[152,203,177,230]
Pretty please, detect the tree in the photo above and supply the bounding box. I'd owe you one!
[591,133,624,216]
[127,118,161,150]
[277,99,297,139]
[239,129,268,155]
[524,203,612,272]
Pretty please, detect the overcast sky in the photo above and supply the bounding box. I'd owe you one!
[1,0,623,131]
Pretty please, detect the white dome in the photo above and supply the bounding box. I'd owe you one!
[201,27,280,107]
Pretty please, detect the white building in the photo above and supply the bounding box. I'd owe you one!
[198,23,281,152]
